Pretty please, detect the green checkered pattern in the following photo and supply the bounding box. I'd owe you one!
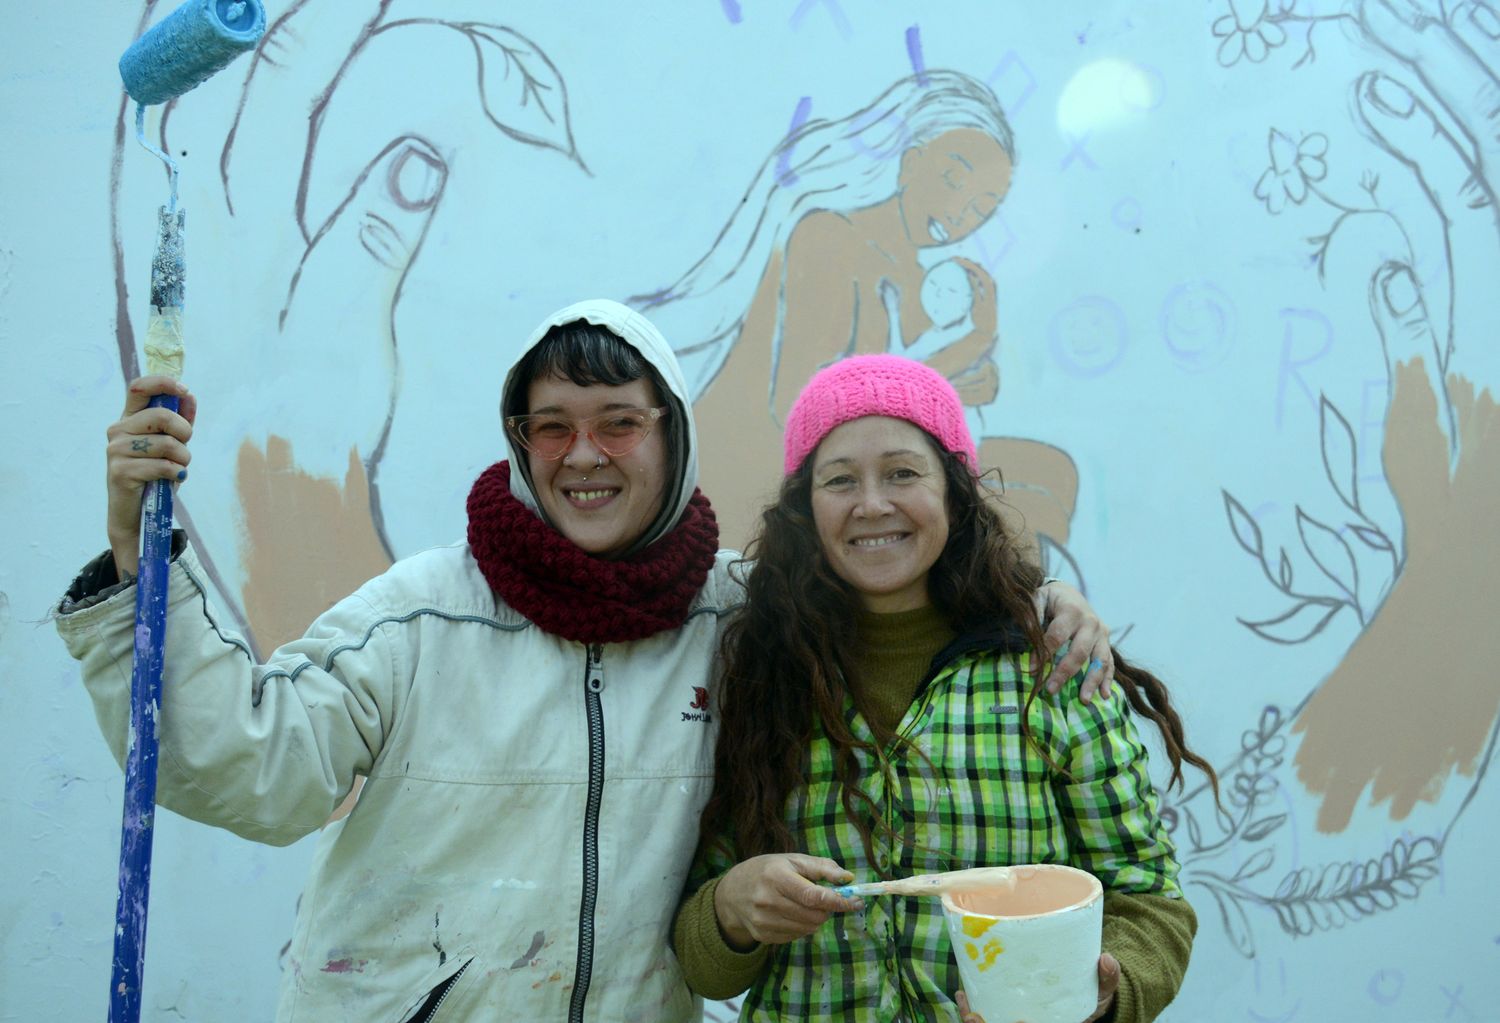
[697,648,1181,1022]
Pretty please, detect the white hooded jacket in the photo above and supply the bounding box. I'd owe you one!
[56,300,742,1023]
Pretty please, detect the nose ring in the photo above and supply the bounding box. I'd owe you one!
[594,455,605,469]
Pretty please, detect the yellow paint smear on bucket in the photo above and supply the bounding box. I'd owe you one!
[962,916,997,939]
[964,938,1005,970]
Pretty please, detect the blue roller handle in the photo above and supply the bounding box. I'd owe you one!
[109,392,179,1023]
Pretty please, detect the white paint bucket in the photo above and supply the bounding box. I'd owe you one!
[941,863,1103,1023]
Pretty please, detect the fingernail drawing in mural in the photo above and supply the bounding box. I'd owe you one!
[629,69,1080,560]
[1179,0,1500,958]
[110,1,585,659]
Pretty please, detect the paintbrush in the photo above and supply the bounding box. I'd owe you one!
[833,866,1015,898]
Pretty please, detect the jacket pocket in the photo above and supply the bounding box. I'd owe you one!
[396,954,478,1023]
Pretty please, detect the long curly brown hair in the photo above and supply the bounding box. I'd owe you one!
[699,440,1220,865]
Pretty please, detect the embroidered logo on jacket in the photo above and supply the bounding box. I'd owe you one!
[683,687,712,722]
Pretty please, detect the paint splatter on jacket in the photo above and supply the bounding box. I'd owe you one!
[58,539,742,1022]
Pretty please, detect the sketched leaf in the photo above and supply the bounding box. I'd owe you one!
[1233,847,1276,881]
[1204,884,1257,957]
[1350,524,1394,553]
[1223,491,1266,559]
[1309,898,1341,931]
[1278,548,1293,589]
[1285,899,1315,935]
[1240,599,1344,644]
[1270,900,1297,933]
[456,23,587,170]
[1319,397,1360,513]
[1389,876,1421,898]
[1273,867,1305,901]
[1184,807,1204,851]
[1241,814,1287,843]
[1295,506,1359,604]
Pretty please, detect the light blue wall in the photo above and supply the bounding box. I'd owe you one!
[2,1,1497,1020]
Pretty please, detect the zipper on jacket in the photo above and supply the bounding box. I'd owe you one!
[407,958,471,1023]
[569,642,607,1023]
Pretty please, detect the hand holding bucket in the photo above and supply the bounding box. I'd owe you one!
[941,864,1104,1023]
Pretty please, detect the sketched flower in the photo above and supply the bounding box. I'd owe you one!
[1254,129,1328,213]
[1213,0,1294,66]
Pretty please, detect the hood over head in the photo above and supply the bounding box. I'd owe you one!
[500,298,699,553]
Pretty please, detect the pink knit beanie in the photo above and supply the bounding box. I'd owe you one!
[782,354,978,475]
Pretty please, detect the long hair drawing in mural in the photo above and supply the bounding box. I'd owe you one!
[1174,0,1500,958]
[631,71,1080,556]
[110,0,585,658]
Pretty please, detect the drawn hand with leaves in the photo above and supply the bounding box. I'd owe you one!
[112,0,584,654]
[1289,0,1500,834]
[1195,0,1498,958]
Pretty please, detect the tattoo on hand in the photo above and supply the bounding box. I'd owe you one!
[131,439,150,453]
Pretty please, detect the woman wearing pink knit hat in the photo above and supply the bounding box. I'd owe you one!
[673,354,1220,1022]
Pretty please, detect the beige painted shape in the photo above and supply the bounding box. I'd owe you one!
[978,437,1078,550]
[236,437,392,826]
[236,435,393,653]
[1293,359,1500,832]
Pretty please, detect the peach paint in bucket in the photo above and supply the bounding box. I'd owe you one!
[941,864,1102,1023]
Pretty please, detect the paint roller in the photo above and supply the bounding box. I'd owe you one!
[111,5,264,1022]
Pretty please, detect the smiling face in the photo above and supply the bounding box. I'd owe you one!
[810,416,951,613]
[524,373,669,557]
[896,128,1013,247]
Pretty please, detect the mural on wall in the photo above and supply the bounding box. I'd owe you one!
[110,0,586,656]
[631,70,1079,555]
[9,0,1493,1019]
[1173,0,1500,960]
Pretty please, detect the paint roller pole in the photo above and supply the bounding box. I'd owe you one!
[111,208,185,1023]
[111,4,263,1021]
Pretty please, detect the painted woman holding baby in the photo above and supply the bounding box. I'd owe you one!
[634,71,1078,558]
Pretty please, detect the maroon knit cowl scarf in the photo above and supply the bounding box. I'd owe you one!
[466,461,719,644]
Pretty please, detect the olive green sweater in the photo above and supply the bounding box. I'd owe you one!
[673,605,1195,1022]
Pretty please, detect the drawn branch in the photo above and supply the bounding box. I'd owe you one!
[1223,491,1357,642]
[1209,5,1357,71]
[1295,506,1360,614]
[456,22,589,172]
[373,20,590,172]
[1319,394,1400,580]
[1270,836,1441,935]
[1223,389,1411,640]
[1169,706,1286,858]
[1319,396,1359,513]
[1190,834,1442,958]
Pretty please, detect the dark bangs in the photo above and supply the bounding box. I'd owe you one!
[518,320,656,394]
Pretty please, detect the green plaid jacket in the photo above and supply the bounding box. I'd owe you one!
[693,640,1182,1022]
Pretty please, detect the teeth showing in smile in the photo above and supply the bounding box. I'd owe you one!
[569,489,618,502]
[852,534,904,547]
[928,217,950,244]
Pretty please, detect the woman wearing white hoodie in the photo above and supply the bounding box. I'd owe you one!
[55,299,1110,1022]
